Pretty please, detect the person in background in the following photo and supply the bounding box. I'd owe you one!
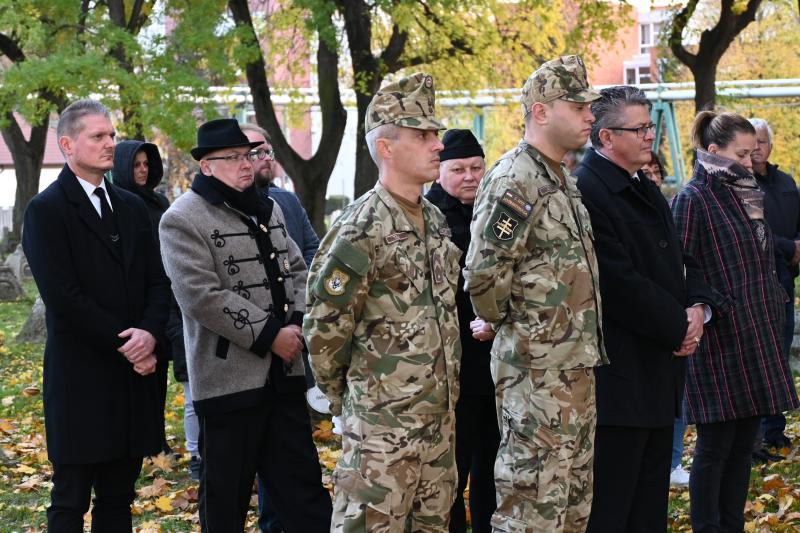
[240,123,320,268]
[749,117,800,456]
[671,111,799,533]
[425,129,498,533]
[112,140,173,457]
[641,150,665,189]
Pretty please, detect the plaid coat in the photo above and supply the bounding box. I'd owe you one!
[672,156,799,424]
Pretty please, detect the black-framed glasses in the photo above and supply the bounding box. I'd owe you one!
[205,152,260,163]
[252,148,275,161]
[607,123,656,139]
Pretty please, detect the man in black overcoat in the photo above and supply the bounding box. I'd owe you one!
[574,86,716,532]
[22,99,170,531]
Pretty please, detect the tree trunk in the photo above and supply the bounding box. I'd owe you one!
[353,94,378,200]
[228,0,346,236]
[2,117,48,252]
[691,62,718,112]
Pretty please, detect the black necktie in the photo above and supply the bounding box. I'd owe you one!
[93,187,121,252]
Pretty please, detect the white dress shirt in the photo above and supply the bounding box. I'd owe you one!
[75,175,113,217]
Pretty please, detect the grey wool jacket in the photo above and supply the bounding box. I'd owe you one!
[159,181,307,415]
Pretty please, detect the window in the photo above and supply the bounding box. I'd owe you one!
[640,24,651,47]
[640,22,664,54]
[624,65,653,85]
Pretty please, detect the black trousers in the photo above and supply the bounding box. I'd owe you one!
[198,389,332,533]
[587,424,673,533]
[690,417,760,533]
[449,394,500,533]
[47,457,143,532]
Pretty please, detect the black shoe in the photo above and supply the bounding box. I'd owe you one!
[753,447,785,464]
[188,456,202,481]
[764,434,792,450]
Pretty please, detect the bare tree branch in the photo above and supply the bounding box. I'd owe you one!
[669,0,699,69]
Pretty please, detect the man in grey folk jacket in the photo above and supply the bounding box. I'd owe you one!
[159,119,331,532]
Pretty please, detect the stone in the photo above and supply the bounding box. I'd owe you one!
[0,264,24,301]
[15,296,47,344]
[4,244,32,282]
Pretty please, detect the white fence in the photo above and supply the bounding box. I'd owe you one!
[0,206,12,234]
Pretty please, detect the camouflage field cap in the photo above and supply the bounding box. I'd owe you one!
[365,72,445,133]
[521,55,601,116]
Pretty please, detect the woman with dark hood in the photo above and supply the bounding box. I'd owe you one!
[112,140,186,461]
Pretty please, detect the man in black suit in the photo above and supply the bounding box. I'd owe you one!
[574,86,715,532]
[22,99,170,531]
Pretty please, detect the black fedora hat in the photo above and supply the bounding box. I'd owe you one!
[191,118,264,161]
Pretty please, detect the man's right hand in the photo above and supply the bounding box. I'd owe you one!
[792,240,800,265]
[133,354,157,375]
[271,326,304,363]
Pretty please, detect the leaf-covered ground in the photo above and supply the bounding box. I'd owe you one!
[1,286,799,531]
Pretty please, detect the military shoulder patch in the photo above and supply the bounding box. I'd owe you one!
[499,189,533,219]
[438,227,452,238]
[324,268,350,296]
[492,212,520,241]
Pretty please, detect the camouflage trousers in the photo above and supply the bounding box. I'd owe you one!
[490,360,596,533]
[331,411,457,533]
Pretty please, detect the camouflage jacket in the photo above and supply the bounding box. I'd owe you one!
[303,182,462,418]
[464,140,607,370]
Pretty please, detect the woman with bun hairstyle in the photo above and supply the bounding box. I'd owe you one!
[671,111,799,532]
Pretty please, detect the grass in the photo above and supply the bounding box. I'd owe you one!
[1,285,800,531]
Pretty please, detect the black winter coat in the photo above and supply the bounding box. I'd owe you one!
[575,149,717,427]
[22,165,170,463]
[425,182,494,396]
[755,162,800,287]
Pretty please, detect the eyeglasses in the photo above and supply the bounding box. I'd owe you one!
[607,123,656,139]
[205,149,275,163]
[205,152,259,163]
[252,149,275,161]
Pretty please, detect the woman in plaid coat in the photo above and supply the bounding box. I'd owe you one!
[671,111,799,533]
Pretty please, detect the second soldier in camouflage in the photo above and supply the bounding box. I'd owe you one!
[303,73,463,532]
[464,55,608,532]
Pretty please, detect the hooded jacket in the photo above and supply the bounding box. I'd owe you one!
[112,140,170,242]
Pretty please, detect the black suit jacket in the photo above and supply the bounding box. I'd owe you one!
[575,149,716,427]
[22,164,170,464]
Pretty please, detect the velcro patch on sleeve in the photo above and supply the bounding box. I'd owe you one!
[482,204,526,248]
[499,189,533,219]
[312,237,369,306]
[538,184,559,196]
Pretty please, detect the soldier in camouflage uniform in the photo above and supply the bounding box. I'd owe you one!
[464,55,608,533]
[303,72,463,532]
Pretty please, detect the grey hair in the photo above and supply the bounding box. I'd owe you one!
[239,122,271,141]
[748,118,773,148]
[57,99,110,141]
[589,86,651,148]
[366,123,400,165]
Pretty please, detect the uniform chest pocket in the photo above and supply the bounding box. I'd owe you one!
[539,193,582,242]
[375,246,426,307]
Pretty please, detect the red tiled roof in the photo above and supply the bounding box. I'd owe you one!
[0,115,64,167]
